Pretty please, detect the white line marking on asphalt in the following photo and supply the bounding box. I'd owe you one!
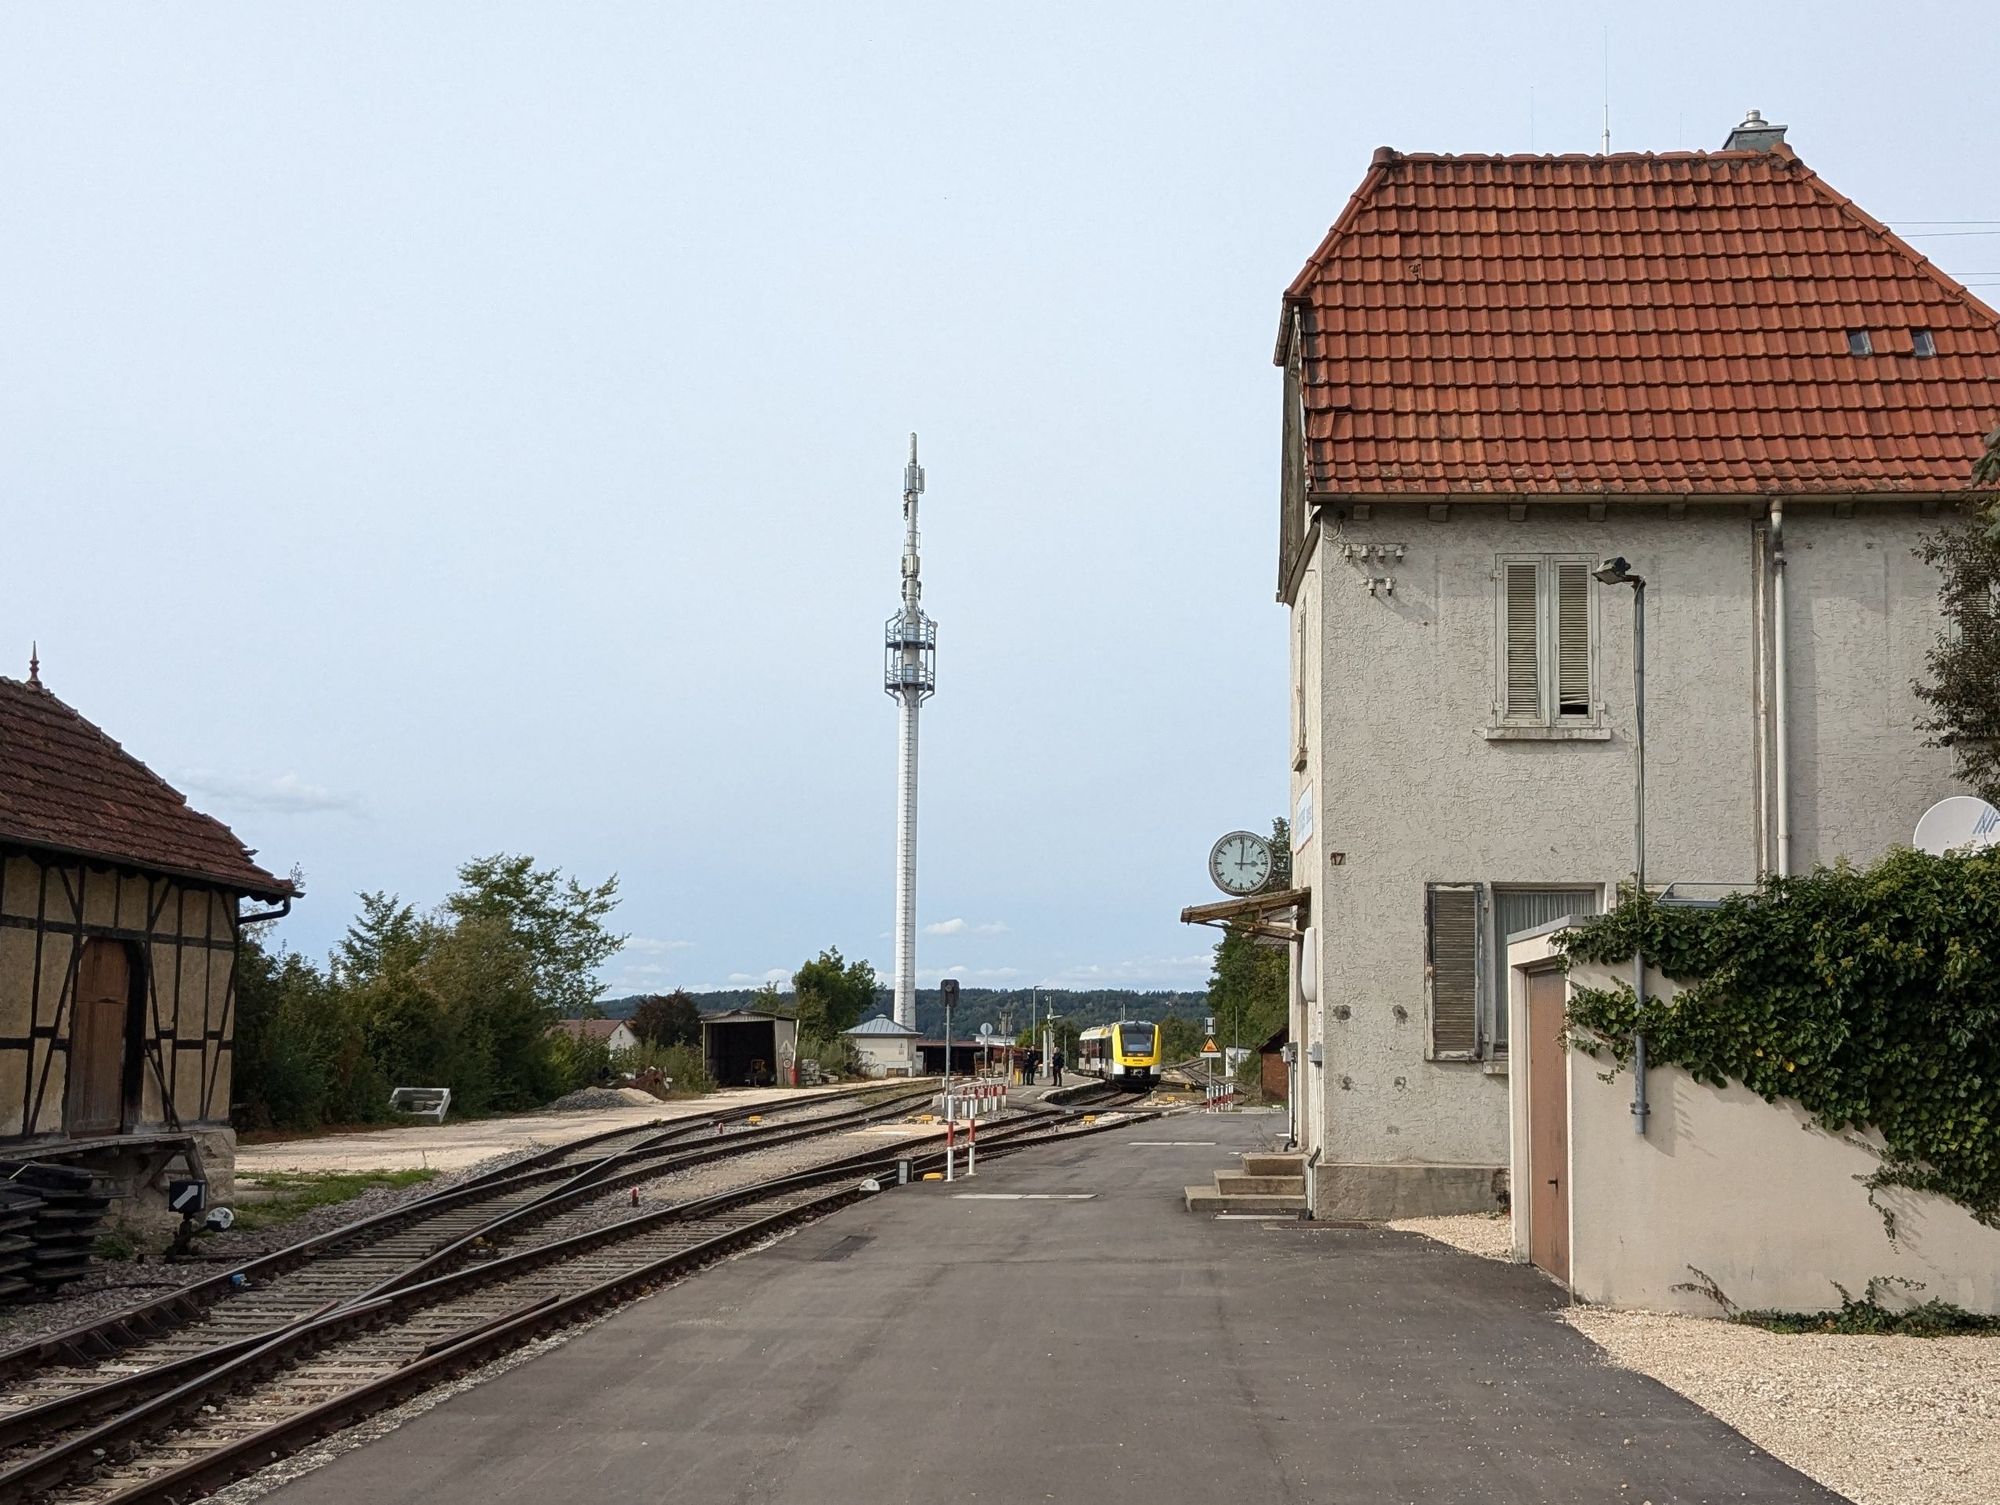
[952,1193,1097,1200]
[1128,1140,1217,1147]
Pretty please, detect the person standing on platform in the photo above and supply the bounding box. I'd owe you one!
[1050,1050,1064,1087]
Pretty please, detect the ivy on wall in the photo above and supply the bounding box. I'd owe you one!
[1556,847,2000,1227]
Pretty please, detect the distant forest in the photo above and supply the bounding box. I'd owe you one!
[599,986,1208,1039]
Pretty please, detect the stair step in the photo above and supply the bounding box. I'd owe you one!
[1241,1154,1307,1177]
[1184,1186,1310,1215]
[1215,1174,1306,1196]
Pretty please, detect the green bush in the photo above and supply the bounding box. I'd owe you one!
[1559,847,2000,1226]
[627,1041,715,1096]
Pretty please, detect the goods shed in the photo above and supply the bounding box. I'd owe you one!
[0,665,295,1216]
[701,1009,799,1087]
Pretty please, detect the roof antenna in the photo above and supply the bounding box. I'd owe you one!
[27,641,40,687]
[1601,27,1611,154]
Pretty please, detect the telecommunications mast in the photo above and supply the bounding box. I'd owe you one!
[884,435,936,1030]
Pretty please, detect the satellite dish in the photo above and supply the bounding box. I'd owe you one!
[1913,796,2000,856]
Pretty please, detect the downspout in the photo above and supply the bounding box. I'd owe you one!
[1770,500,1791,877]
[1631,578,1649,1136]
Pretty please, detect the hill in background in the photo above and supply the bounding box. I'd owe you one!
[599,986,1207,1039]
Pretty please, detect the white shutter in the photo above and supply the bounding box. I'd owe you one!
[1504,562,1542,719]
[1426,883,1480,1059]
[1554,561,1591,718]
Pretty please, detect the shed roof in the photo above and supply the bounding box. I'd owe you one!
[1280,145,2000,498]
[845,1014,921,1037]
[0,675,293,900]
[702,1009,793,1025]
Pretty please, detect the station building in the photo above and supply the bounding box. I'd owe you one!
[1260,120,1994,1219]
[0,668,295,1209]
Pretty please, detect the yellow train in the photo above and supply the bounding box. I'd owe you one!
[1076,1020,1161,1089]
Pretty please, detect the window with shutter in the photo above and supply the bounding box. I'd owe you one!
[1554,562,1591,718]
[1503,562,1542,720]
[1426,883,1480,1059]
[1495,554,1598,728]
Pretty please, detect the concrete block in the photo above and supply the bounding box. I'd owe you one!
[1314,1162,1506,1222]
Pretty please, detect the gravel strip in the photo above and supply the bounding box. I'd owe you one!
[1387,1211,1514,1261]
[1567,1308,2000,1505]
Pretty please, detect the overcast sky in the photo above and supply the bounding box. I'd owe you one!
[5,4,1996,995]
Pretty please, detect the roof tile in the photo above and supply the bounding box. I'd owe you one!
[0,677,292,899]
[1282,146,2000,495]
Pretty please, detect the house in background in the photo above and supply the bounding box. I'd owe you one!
[549,1016,639,1057]
[0,667,295,1210]
[843,1013,920,1077]
[1263,115,1997,1220]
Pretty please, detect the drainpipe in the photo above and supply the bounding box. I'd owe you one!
[1631,577,1649,1136]
[1771,500,1791,877]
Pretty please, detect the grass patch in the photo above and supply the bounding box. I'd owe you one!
[225,1168,440,1233]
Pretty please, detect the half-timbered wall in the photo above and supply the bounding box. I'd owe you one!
[0,849,240,1141]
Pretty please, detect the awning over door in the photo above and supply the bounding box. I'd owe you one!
[1178,886,1308,943]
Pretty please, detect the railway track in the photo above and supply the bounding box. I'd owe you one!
[0,1101,1156,1504]
[0,1081,938,1405]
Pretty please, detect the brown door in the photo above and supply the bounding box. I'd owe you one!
[65,940,131,1136]
[1526,967,1570,1283]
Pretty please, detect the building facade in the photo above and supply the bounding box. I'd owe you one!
[1272,129,1999,1219]
[0,672,294,1206]
[843,1013,921,1077]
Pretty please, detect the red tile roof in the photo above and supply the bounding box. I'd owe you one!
[1280,146,2000,497]
[0,676,293,900]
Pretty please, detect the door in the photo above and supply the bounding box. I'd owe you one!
[1526,967,1570,1283]
[65,939,132,1136]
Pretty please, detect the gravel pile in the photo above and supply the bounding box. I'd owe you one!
[1387,1211,1514,1261]
[1569,1308,2000,1505]
[545,1087,659,1113]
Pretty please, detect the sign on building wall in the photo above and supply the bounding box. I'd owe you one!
[1294,782,1314,851]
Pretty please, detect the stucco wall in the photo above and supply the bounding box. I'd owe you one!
[1553,961,2000,1315]
[1303,502,1960,1209]
[851,1034,917,1077]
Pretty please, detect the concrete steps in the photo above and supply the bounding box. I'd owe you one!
[1184,1152,1308,1215]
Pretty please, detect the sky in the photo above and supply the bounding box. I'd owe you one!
[5,3,1998,996]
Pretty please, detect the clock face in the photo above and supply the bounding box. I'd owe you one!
[1208,831,1274,896]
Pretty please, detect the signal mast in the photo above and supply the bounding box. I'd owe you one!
[884,436,936,1030]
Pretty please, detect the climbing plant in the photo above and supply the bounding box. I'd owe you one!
[1556,847,2000,1227]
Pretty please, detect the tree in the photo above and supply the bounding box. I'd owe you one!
[444,855,624,1020]
[333,891,424,984]
[791,947,878,1040]
[1206,927,1288,1054]
[630,990,702,1048]
[1917,521,2000,805]
[1269,816,1292,891]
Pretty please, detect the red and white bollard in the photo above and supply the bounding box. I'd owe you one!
[967,1112,977,1177]
[945,1116,956,1182]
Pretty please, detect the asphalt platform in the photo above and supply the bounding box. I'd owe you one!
[265,1113,1842,1505]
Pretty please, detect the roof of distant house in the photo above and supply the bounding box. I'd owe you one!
[549,1017,633,1043]
[845,1014,921,1037]
[1279,145,2000,497]
[0,674,293,900]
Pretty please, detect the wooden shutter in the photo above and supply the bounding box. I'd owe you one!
[1503,562,1541,719]
[1554,561,1591,717]
[1426,884,1480,1059]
